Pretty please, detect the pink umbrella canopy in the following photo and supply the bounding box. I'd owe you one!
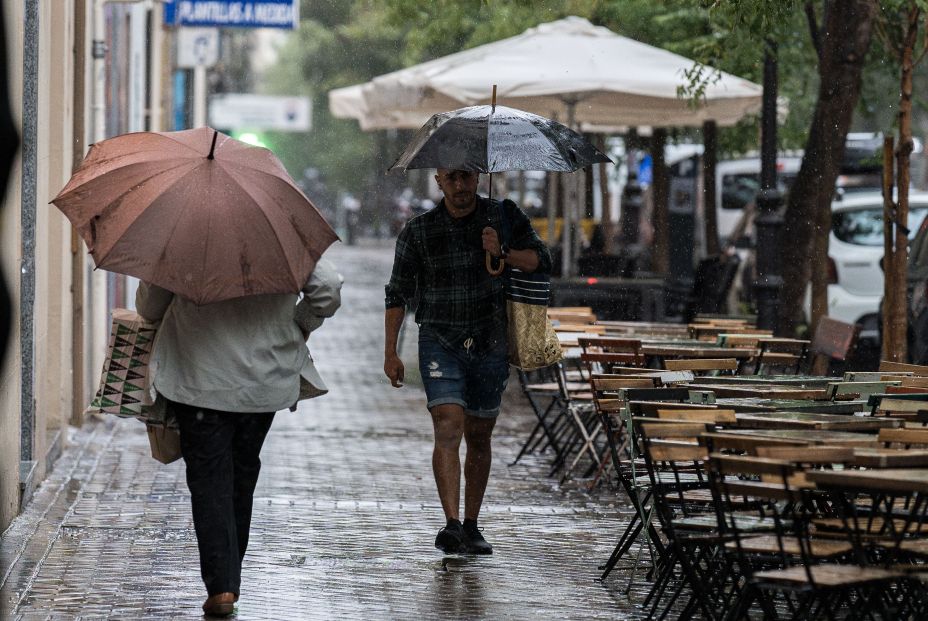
[52,127,338,305]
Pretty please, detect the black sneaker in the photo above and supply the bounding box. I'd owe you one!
[462,520,493,555]
[435,520,467,553]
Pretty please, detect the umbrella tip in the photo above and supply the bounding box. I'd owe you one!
[207,130,219,160]
[491,84,497,112]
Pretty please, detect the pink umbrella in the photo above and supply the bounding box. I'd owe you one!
[52,127,338,305]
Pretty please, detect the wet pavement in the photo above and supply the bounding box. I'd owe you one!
[0,241,647,620]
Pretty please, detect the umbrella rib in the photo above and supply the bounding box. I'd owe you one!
[531,117,583,172]
[87,160,199,223]
[55,157,197,203]
[224,160,335,238]
[92,163,206,269]
[218,167,306,290]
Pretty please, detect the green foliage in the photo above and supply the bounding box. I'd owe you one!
[258,0,922,196]
[261,2,405,193]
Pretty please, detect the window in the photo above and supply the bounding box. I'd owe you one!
[832,206,928,246]
[720,172,796,210]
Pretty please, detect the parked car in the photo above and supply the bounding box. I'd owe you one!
[829,191,928,350]
[716,156,802,244]
[905,204,928,363]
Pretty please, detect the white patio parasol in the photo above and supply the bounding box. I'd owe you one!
[328,16,763,130]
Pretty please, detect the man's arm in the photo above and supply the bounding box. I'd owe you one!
[383,223,418,388]
[483,201,552,274]
[136,282,174,322]
[384,306,405,387]
[483,226,540,272]
[295,258,343,339]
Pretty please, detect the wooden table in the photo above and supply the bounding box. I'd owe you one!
[808,468,928,493]
[560,334,708,348]
[715,428,879,447]
[641,345,755,360]
[597,320,689,338]
[713,397,868,414]
[733,411,901,432]
[687,383,829,400]
[690,375,840,388]
[848,448,928,468]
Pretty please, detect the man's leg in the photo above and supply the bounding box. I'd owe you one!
[175,404,239,597]
[430,403,465,520]
[458,338,507,555]
[231,412,275,565]
[463,415,497,521]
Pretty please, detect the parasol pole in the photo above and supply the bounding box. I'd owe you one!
[486,84,505,275]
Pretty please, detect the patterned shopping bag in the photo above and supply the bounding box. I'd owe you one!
[87,309,158,419]
[505,268,562,371]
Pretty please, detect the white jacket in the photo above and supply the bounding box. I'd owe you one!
[136,258,342,413]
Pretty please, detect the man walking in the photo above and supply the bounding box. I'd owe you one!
[384,169,551,554]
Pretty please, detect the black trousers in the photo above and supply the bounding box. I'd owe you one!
[173,402,275,596]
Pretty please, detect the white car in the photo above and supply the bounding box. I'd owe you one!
[823,191,928,344]
[715,156,802,244]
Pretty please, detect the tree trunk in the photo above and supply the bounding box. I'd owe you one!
[809,193,830,336]
[703,120,720,256]
[776,0,876,335]
[882,136,896,361]
[651,128,669,274]
[889,4,920,362]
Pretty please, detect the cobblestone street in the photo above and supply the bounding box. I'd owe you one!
[1,242,642,620]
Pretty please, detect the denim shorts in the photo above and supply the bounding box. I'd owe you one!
[418,329,510,418]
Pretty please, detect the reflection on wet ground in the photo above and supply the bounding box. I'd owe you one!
[1,242,649,620]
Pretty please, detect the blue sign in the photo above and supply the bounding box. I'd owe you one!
[637,154,653,186]
[163,0,299,29]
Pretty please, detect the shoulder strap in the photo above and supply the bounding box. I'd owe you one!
[497,198,516,246]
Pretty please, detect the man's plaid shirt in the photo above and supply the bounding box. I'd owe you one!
[385,196,552,351]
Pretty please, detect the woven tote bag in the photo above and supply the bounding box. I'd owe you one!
[505,268,562,370]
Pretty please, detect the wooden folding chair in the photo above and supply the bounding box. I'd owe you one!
[636,422,725,619]
[543,362,596,478]
[656,408,737,425]
[709,454,902,620]
[664,357,740,376]
[578,336,646,370]
[868,393,928,421]
[511,363,589,465]
[878,427,928,449]
[547,308,597,325]
[754,337,810,375]
[879,360,928,376]
[807,317,861,376]
[826,380,901,400]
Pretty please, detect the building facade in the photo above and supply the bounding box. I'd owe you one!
[1,0,169,533]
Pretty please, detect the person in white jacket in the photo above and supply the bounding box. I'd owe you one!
[136,257,342,617]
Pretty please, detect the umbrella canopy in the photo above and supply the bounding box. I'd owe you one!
[389,104,611,173]
[330,16,764,130]
[52,127,338,305]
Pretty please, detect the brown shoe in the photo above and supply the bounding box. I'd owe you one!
[202,592,235,617]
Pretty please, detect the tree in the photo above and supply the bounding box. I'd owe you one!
[777,1,876,336]
[875,0,928,361]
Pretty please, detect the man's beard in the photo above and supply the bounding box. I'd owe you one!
[449,191,474,208]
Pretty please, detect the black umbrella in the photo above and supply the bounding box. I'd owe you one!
[389,93,611,273]
[389,103,611,173]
